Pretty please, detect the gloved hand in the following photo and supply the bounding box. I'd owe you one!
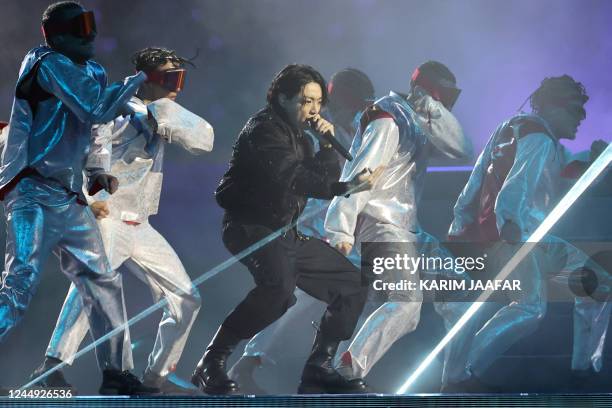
[88,173,119,196]
[346,166,385,194]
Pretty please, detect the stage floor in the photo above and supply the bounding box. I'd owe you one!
[2,393,612,407]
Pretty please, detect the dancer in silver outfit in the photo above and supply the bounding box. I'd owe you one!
[325,61,472,379]
[442,75,611,391]
[33,47,214,394]
[0,2,155,395]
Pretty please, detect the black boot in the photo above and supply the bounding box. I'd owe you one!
[191,325,241,395]
[99,370,160,395]
[29,357,76,392]
[298,330,368,394]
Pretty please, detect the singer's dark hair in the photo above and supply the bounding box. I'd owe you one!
[132,47,194,72]
[267,64,328,107]
[530,75,588,113]
[42,1,83,25]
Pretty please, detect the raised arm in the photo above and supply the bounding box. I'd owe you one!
[146,98,214,154]
[36,52,146,124]
[415,95,472,160]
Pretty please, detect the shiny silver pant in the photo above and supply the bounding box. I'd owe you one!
[337,235,428,379]
[440,237,612,385]
[0,176,128,370]
[46,218,201,376]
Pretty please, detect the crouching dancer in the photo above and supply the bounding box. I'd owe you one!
[192,64,382,394]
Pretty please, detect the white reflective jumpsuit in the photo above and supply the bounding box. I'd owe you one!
[325,91,472,378]
[45,97,214,376]
[443,113,611,384]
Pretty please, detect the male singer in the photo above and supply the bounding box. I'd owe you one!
[191,64,382,394]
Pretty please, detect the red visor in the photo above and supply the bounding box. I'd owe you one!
[145,69,187,92]
[0,121,8,131]
[42,11,97,39]
[411,68,461,111]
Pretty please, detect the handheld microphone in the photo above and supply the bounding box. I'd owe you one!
[306,119,353,162]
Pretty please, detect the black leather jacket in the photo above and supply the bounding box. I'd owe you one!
[216,105,349,229]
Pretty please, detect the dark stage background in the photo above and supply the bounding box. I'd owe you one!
[0,0,611,394]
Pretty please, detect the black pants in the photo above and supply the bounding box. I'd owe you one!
[221,222,367,342]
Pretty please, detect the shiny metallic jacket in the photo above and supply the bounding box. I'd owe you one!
[325,91,471,247]
[88,97,214,223]
[0,46,145,198]
[448,113,586,241]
